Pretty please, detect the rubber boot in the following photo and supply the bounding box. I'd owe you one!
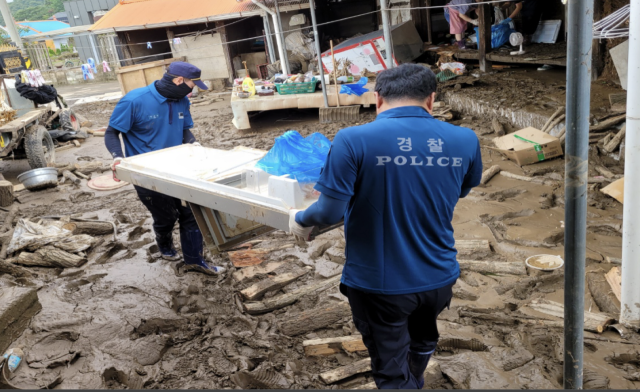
[456,40,466,49]
[408,350,433,389]
[180,229,225,275]
[155,232,180,261]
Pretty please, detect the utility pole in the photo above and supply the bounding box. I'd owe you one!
[620,0,640,329]
[563,0,594,388]
[0,0,22,48]
[380,0,394,69]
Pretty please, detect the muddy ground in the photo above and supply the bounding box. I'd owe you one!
[0,66,638,390]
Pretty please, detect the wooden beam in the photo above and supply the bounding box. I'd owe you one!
[605,266,622,302]
[592,0,605,81]
[303,335,363,356]
[477,4,492,72]
[240,267,311,301]
[458,259,527,275]
[279,302,352,336]
[426,0,433,44]
[320,358,371,384]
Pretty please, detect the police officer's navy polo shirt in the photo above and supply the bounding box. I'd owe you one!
[109,82,194,157]
[316,106,483,295]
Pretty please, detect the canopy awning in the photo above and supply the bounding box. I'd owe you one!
[89,0,309,34]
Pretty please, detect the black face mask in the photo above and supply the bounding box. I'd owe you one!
[155,74,192,100]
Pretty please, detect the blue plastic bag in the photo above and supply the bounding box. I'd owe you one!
[255,131,331,183]
[340,77,369,97]
[474,23,514,49]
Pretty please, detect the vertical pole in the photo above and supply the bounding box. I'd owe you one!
[380,0,395,68]
[263,15,277,64]
[564,0,593,388]
[89,34,101,63]
[478,4,492,72]
[426,0,433,44]
[591,0,604,82]
[308,0,329,108]
[620,0,640,329]
[273,0,291,75]
[0,0,22,49]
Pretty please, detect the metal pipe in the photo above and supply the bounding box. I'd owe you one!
[563,0,594,388]
[0,0,23,49]
[273,0,291,75]
[89,34,101,63]
[308,0,328,108]
[252,0,289,75]
[621,0,640,329]
[263,15,277,64]
[380,0,394,68]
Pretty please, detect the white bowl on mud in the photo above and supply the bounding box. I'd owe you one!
[525,254,564,271]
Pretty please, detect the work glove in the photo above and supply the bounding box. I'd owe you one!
[111,157,123,182]
[469,19,479,26]
[289,209,314,242]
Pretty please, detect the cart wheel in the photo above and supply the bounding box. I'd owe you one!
[25,125,56,169]
[59,109,80,132]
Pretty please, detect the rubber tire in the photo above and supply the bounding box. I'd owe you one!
[25,125,56,169]
[59,109,80,132]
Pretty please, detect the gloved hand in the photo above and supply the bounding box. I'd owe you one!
[111,157,123,182]
[469,19,479,26]
[289,209,314,242]
[192,142,201,147]
[500,17,512,25]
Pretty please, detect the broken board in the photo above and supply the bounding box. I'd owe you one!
[600,178,624,204]
[605,266,622,303]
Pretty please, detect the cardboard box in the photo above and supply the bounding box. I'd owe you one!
[493,127,563,166]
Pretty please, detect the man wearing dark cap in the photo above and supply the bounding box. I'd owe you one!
[104,61,224,275]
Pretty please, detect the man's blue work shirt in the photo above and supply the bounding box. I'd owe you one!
[316,106,483,295]
[108,82,194,157]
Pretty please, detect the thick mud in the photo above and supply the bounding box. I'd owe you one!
[0,68,638,389]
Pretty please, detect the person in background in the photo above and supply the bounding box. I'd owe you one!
[288,64,483,389]
[445,0,481,49]
[500,0,544,44]
[104,61,225,276]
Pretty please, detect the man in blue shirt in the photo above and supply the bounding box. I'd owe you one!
[104,62,224,276]
[289,64,482,389]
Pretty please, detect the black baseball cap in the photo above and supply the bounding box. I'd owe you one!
[166,61,208,90]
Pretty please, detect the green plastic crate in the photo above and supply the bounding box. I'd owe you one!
[275,78,317,95]
[436,69,458,82]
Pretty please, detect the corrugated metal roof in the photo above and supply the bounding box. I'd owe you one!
[90,0,309,33]
[21,25,94,41]
[14,20,71,36]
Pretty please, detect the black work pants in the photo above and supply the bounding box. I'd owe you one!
[134,186,199,238]
[340,282,454,389]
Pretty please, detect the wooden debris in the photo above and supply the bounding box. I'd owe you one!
[541,106,565,133]
[320,358,371,384]
[279,301,352,336]
[342,339,367,353]
[499,171,555,185]
[303,335,363,356]
[62,170,81,186]
[72,140,81,147]
[73,171,89,180]
[604,256,621,265]
[13,184,24,193]
[0,174,13,207]
[495,271,562,295]
[57,162,107,176]
[586,269,620,315]
[455,240,490,252]
[17,251,56,267]
[244,274,341,315]
[352,381,376,390]
[232,262,284,282]
[491,118,505,136]
[240,267,311,301]
[55,144,74,152]
[433,101,446,108]
[458,259,527,275]
[0,259,33,278]
[590,114,626,132]
[542,114,565,134]
[603,124,626,153]
[229,248,271,267]
[595,166,616,179]
[527,299,615,333]
[65,221,114,236]
[34,246,85,268]
[609,92,626,107]
[605,266,621,302]
[480,165,501,185]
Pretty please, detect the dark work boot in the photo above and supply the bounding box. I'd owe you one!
[408,350,433,389]
[456,40,466,49]
[180,230,225,275]
[154,232,180,261]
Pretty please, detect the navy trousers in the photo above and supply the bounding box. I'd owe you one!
[134,186,199,239]
[340,282,454,389]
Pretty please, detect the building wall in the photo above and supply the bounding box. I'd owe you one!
[167,31,230,80]
[63,0,119,62]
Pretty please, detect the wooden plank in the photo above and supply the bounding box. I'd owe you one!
[239,267,311,301]
[458,259,527,275]
[477,4,492,72]
[342,339,367,353]
[13,184,24,192]
[279,302,352,336]
[244,274,341,315]
[604,256,622,265]
[455,240,490,251]
[303,335,363,356]
[609,93,627,106]
[605,266,622,303]
[232,262,284,282]
[527,298,615,333]
[320,358,371,384]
